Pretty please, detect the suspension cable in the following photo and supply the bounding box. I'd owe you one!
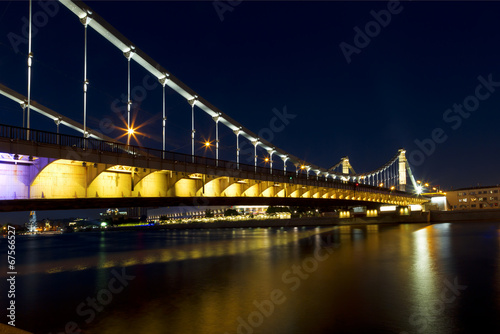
[26,0,33,137]
[81,14,90,138]
[159,74,169,158]
[124,46,135,144]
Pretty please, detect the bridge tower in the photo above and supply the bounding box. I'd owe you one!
[398,149,407,191]
[341,156,350,175]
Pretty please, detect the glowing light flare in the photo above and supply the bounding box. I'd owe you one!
[115,109,156,146]
[416,185,423,195]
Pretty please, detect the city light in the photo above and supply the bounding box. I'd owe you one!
[264,157,269,162]
[204,141,211,148]
[379,182,384,187]
[127,128,135,135]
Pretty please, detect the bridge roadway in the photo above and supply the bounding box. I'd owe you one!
[0,124,427,212]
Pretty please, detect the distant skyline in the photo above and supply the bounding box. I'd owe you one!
[1,1,500,223]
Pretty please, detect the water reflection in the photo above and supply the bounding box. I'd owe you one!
[2,228,338,277]
[3,223,499,334]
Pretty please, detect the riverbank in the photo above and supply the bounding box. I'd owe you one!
[107,212,430,231]
[430,209,500,222]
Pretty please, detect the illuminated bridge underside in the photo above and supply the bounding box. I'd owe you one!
[0,158,426,212]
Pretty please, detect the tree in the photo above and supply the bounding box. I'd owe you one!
[224,209,239,217]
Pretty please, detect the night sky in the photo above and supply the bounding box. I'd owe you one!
[1,0,500,223]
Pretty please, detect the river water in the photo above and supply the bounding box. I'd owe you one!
[1,222,499,334]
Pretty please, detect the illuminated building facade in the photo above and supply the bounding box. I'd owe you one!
[447,185,500,210]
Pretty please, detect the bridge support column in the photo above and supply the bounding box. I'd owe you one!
[398,149,407,192]
[188,97,197,163]
[213,113,221,166]
[124,46,136,145]
[267,148,275,174]
[81,12,92,139]
[252,139,259,173]
[281,155,288,175]
[159,74,170,158]
[233,128,241,169]
[26,0,34,139]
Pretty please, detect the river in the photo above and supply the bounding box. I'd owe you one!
[1,222,499,333]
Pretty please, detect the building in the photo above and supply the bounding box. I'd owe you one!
[127,207,148,220]
[100,208,128,222]
[447,185,500,210]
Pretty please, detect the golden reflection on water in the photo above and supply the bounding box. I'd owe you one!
[408,225,448,333]
[6,228,338,277]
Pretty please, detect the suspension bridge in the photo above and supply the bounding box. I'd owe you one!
[0,0,427,212]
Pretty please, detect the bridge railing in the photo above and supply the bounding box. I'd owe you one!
[0,123,417,198]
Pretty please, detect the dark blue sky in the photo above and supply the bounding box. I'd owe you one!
[1,0,500,222]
